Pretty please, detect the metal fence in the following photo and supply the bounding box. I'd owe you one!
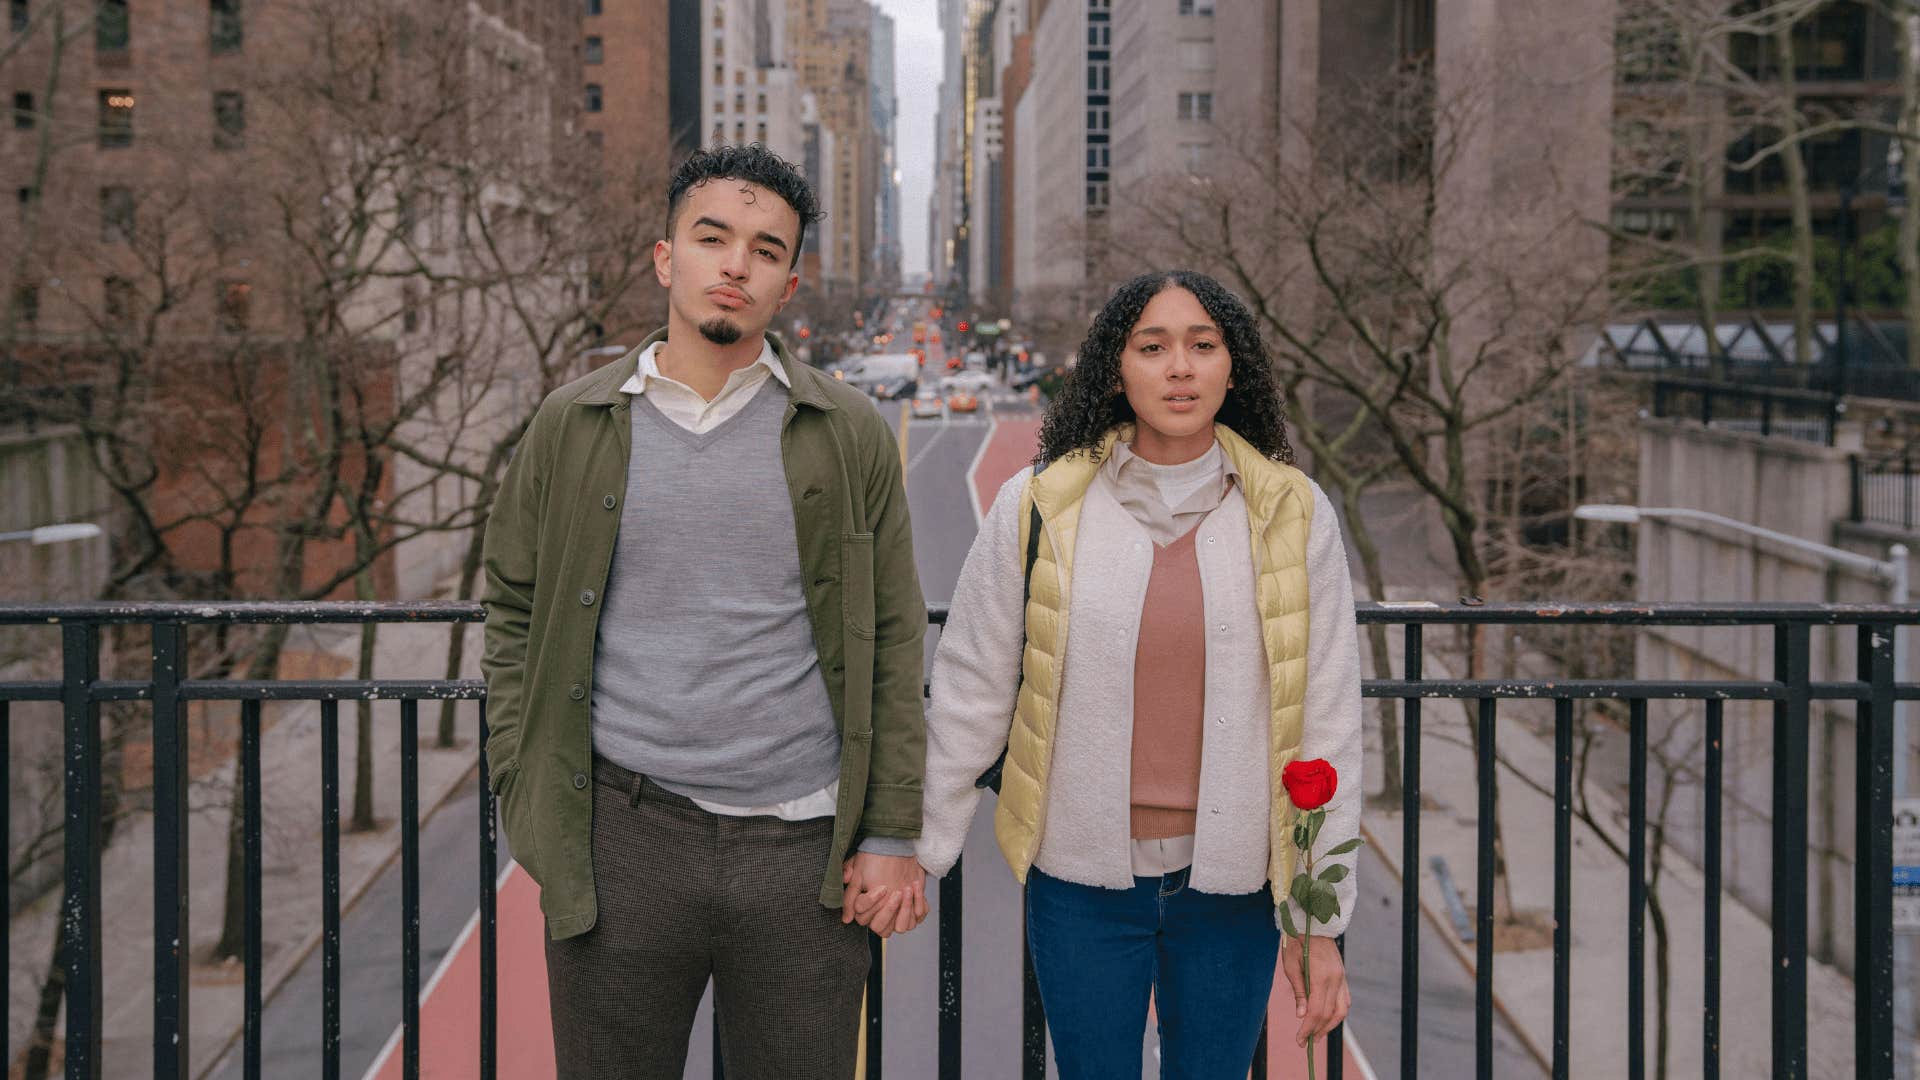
[0,600,1904,1080]
[1852,451,1920,530]
[1650,378,1842,447]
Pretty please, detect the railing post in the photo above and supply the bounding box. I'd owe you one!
[1022,892,1046,1080]
[937,857,962,1080]
[1856,624,1895,1078]
[1761,392,1773,437]
[478,701,497,1080]
[1401,624,1423,1080]
[151,623,191,1080]
[1849,455,1864,524]
[1771,623,1810,1080]
[62,620,103,1080]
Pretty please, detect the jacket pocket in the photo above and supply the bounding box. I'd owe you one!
[841,531,876,639]
[493,761,543,885]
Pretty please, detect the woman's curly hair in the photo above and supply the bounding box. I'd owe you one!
[1035,270,1294,465]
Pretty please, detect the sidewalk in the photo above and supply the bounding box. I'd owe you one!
[4,607,487,1079]
[1355,603,1858,1079]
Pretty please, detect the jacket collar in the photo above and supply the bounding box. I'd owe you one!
[573,327,836,411]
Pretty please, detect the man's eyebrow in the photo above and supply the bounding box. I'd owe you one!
[753,231,790,252]
[691,216,732,233]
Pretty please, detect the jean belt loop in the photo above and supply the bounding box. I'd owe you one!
[628,770,645,808]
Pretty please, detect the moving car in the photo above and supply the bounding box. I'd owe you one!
[942,371,995,394]
[946,390,979,413]
[910,387,946,419]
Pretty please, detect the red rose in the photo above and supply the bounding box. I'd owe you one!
[1282,758,1338,811]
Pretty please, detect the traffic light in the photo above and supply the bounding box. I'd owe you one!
[957,320,970,333]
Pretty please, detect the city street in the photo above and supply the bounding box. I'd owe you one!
[201,370,1533,1079]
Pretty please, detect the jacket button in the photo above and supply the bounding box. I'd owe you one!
[580,588,596,606]
[573,772,588,790]
[603,494,617,510]
[569,682,585,700]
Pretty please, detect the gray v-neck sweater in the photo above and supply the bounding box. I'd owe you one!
[589,380,841,805]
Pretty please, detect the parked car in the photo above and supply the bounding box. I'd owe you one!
[910,387,946,419]
[943,371,995,394]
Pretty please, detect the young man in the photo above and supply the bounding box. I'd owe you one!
[480,145,929,1079]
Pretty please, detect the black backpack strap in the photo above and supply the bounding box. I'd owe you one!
[976,460,1048,793]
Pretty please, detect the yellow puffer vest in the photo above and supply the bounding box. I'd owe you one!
[994,423,1315,894]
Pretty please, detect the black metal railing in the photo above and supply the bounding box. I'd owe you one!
[1851,450,1920,530]
[0,601,1905,1080]
[1651,377,1841,447]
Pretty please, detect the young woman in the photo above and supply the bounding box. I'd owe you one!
[916,270,1363,1078]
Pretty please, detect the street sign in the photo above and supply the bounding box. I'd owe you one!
[1896,798,1920,933]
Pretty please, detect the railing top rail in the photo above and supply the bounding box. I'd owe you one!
[0,600,487,625]
[6,599,1920,628]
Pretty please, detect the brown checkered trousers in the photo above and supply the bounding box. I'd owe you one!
[544,758,871,1079]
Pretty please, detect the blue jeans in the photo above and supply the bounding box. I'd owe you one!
[1026,866,1280,1080]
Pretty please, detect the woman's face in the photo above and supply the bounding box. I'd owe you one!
[1117,286,1232,460]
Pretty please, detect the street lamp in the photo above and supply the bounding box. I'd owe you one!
[0,522,104,546]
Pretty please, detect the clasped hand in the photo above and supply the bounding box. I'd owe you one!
[841,853,928,938]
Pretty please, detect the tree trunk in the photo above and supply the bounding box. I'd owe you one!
[1773,23,1817,365]
[22,920,65,1080]
[437,514,489,748]
[214,623,290,962]
[1649,892,1671,1080]
[1340,483,1404,806]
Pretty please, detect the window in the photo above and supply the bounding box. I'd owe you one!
[1177,92,1211,121]
[712,6,722,25]
[217,280,250,333]
[12,91,29,129]
[733,122,744,143]
[9,0,25,34]
[209,0,241,52]
[104,276,133,327]
[212,90,244,149]
[98,89,133,147]
[96,0,127,52]
[100,185,134,243]
[735,92,745,112]
[734,69,744,86]
[713,64,723,83]
[711,123,724,144]
[585,0,600,13]
[714,36,723,58]
[1177,0,1213,12]
[755,122,766,143]
[15,186,33,222]
[756,93,766,113]
[584,35,602,64]
[1184,143,1208,172]
[11,282,38,328]
[585,83,602,112]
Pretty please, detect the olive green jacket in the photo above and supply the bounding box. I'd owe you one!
[480,328,927,940]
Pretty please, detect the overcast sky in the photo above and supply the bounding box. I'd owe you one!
[874,0,939,279]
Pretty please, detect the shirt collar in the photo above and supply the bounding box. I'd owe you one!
[618,336,789,397]
[1107,438,1241,488]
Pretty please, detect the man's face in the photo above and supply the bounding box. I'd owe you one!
[655,180,802,346]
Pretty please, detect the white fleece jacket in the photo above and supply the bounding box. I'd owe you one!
[917,460,1365,935]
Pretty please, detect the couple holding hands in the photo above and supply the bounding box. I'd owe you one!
[482,145,1362,1079]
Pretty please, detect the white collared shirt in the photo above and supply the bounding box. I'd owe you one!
[618,337,790,434]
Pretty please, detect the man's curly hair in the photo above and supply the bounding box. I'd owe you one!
[667,144,824,267]
[1036,270,1295,465]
